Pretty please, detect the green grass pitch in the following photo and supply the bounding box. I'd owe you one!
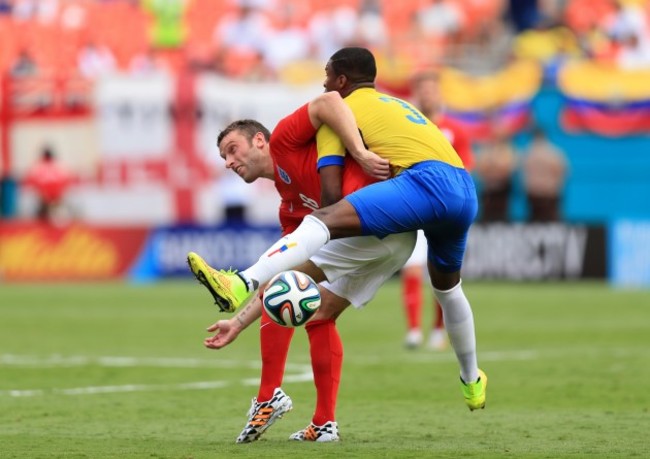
[1,279,648,458]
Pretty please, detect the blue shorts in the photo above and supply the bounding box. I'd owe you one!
[345,160,477,272]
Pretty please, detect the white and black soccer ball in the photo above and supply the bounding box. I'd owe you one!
[262,270,321,327]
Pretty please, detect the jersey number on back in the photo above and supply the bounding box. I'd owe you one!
[379,96,427,125]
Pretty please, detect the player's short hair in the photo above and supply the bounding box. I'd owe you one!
[217,119,271,147]
[329,47,376,85]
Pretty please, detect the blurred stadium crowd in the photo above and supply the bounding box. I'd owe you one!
[1,0,649,84]
[0,0,650,83]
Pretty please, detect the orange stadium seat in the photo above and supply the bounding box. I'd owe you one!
[380,0,422,37]
[185,0,234,58]
[334,0,362,9]
[564,0,616,33]
[0,17,19,73]
[307,0,362,13]
[456,0,507,40]
[92,2,149,70]
[221,48,266,78]
[271,0,313,27]
[22,22,62,74]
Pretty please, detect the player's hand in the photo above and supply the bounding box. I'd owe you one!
[204,319,241,349]
[357,149,390,180]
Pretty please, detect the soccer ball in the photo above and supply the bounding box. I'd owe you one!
[262,270,321,327]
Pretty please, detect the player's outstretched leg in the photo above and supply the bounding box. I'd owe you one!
[187,251,256,312]
[236,388,293,443]
[289,421,340,442]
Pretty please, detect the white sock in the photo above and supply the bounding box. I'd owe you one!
[242,215,330,286]
[433,281,479,383]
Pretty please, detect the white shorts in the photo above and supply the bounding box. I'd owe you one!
[310,232,416,308]
[403,230,427,268]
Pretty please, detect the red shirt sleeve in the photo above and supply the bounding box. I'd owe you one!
[438,116,474,172]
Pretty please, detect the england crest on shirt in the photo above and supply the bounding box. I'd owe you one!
[277,165,291,184]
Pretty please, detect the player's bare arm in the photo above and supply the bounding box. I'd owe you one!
[308,92,390,180]
[204,297,263,349]
[319,165,344,207]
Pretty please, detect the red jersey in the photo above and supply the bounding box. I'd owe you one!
[437,115,474,172]
[270,103,375,235]
[23,159,74,203]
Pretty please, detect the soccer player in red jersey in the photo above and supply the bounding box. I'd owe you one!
[22,145,75,222]
[201,100,415,443]
[402,70,475,350]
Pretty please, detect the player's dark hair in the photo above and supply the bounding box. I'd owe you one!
[329,47,377,85]
[217,119,271,147]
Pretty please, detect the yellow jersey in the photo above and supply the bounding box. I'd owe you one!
[316,88,464,176]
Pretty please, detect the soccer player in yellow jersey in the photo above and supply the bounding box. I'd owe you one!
[316,82,462,178]
[188,47,487,412]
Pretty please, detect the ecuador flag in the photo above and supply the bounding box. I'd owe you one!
[439,60,543,142]
[558,61,650,137]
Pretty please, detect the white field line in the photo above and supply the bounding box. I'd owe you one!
[0,354,313,398]
[331,349,541,366]
[0,354,308,371]
[336,346,644,366]
[2,347,629,398]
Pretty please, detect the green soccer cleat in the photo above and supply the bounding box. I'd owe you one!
[186,251,255,313]
[461,369,487,411]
